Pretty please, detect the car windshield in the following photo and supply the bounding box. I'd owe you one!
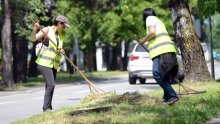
[135,44,148,52]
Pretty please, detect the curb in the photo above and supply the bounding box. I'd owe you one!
[0,84,73,96]
[207,117,220,124]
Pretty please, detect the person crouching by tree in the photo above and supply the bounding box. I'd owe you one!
[139,8,179,105]
[31,15,70,112]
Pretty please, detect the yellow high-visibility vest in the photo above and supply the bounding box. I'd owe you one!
[146,16,176,59]
[36,26,63,69]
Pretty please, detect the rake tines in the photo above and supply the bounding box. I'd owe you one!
[173,78,206,95]
[63,54,104,93]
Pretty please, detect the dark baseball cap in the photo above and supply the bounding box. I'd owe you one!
[55,15,70,27]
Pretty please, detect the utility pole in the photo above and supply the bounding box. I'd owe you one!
[209,16,215,80]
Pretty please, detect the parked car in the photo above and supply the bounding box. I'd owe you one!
[127,43,184,84]
[127,43,153,84]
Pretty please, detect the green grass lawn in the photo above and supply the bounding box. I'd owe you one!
[13,81,220,124]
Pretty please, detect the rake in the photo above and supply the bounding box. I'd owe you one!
[128,30,149,52]
[173,78,206,95]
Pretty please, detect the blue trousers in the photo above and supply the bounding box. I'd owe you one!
[152,56,177,101]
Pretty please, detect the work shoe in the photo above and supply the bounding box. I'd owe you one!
[43,108,54,112]
[164,97,179,105]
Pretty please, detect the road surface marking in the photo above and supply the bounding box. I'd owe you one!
[0,101,16,105]
[33,97,43,99]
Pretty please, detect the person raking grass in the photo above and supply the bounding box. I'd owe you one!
[139,8,179,105]
[31,15,70,112]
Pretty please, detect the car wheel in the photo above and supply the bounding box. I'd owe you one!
[139,78,146,84]
[129,76,137,84]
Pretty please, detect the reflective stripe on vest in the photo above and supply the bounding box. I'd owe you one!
[148,41,176,51]
[38,51,60,64]
[41,45,59,54]
[150,33,169,41]
[36,46,60,69]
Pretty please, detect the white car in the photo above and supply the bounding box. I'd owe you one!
[127,43,184,84]
[127,43,153,84]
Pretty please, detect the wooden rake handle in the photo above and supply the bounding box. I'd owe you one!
[28,16,57,47]
[128,30,149,53]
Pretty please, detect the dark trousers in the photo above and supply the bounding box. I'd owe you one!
[152,56,177,101]
[38,65,57,111]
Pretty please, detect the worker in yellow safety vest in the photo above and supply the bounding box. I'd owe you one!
[139,8,179,105]
[31,15,70,112]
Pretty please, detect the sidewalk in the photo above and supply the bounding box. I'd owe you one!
[0,74,128,96]
[207,117,220,124]
[0,83,72,96]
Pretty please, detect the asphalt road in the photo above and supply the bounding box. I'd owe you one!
[0,75,159,124]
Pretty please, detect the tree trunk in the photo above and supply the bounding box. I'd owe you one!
[105,46,111,70]
[12,36,28,83]
[1,0,14,87]
[110,46,118,70]
[168,0,213,82]
[84,49,95,72]
[9,1,30,82]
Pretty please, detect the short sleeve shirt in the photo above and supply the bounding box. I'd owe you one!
[146,16,158,28]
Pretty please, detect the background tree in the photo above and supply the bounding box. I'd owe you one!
[195,0,220,51]
[1,0,50,87]
[10,0,30,82]
[168,0,212,82]
[1,0,14,87]
[55,0,120,71]
[9,0,49,82]
[196,0,220,18]
[55,0,172,71]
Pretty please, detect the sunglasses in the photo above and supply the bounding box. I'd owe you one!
[59,22,66,27]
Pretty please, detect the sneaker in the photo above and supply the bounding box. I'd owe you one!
[163,99,168,103]
[165,97,179,105]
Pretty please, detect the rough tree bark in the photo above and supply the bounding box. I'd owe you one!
[1,0,14,87]
[84,49,95,72]
[168,0,213,82]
